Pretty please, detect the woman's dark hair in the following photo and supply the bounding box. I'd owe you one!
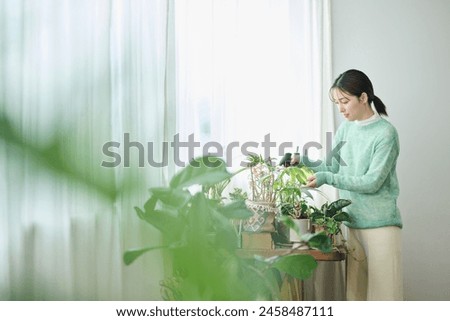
[330,69,388,116]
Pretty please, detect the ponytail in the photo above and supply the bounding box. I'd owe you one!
[331,70,389,117]
[372,95,388,116]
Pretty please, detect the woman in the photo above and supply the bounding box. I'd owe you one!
[306,69,403,300]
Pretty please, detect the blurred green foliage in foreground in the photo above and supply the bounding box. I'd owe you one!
[124,156,332,300]
[0,110,117,200]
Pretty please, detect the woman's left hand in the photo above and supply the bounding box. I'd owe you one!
[306,175,317,188]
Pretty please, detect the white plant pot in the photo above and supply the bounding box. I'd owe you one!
[289,219,311,243]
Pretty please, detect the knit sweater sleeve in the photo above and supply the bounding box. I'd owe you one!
[302,125,345,174]
[315,127,399,193]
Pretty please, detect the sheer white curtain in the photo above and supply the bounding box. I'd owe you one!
[0,0,171,300]
[1,0,341,301]
[174,0,335,176]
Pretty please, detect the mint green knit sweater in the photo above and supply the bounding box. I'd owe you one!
[308,118,402,229]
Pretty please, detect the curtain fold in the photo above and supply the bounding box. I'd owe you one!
[0,0,170,300]
[300,0,344,300]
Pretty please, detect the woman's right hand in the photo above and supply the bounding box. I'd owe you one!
[306,175,317,188]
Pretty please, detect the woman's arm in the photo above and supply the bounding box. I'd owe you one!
[314,135,399,193]
[301,127,345,174]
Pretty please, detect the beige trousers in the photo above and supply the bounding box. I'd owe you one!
[346,226,403,301]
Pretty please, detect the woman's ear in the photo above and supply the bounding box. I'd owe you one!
[359,92,368,103]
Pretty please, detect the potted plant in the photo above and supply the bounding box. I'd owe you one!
[273,165,314,244]
[309,199,352,246]
[246,154,276,202]
[284,199,312,244]
[243,154,278,233]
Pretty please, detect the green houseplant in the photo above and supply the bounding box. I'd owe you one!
[246,154,277,203]
[243,155,324,245]
[242,154,278,234]
[310,199,352,245]
[273,165,312,244]
[124,156,333,300]
[274,166,313,217]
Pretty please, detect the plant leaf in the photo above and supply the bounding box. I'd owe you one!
[123,242,184,265]
[302,232,333,253]
[329,199,352,212]
[134,206,182,236]
[302,189,313,199]
[170,156,232,189]
[185,193,212,245]
[272,254,317,280]
[333,211,351,222]
[301,186,330,201]
[149,187,191,208]
[309,207,325,222]
[143,196,158,213]
[123,245,168,265]
[217,200,253,219]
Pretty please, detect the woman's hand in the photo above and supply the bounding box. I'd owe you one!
[306,175,317,188]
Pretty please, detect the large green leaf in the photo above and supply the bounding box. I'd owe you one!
[143,196,158,213]
[209,210,241,250]
[302,232,333,253]
[134,206,182,236]
[301,186,329,200]
[185,193,211,246]
[170,156,232,189]
[309,208,322,221]
[123,245,168,265]
[333,211,351,222]
[328,199,351,213]
[272,254,317,280]
[300,165,314,178]
[217,200,253,219]
[293,168,308,184]
[279,187,301,197]
[149,187,191,208]
[124,242,184,265]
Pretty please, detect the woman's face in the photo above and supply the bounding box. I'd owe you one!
[332,89,367,121]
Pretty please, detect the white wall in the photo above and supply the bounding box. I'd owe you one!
[331,0,450,300]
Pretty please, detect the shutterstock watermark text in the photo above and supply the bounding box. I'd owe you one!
[101,133,346,168]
